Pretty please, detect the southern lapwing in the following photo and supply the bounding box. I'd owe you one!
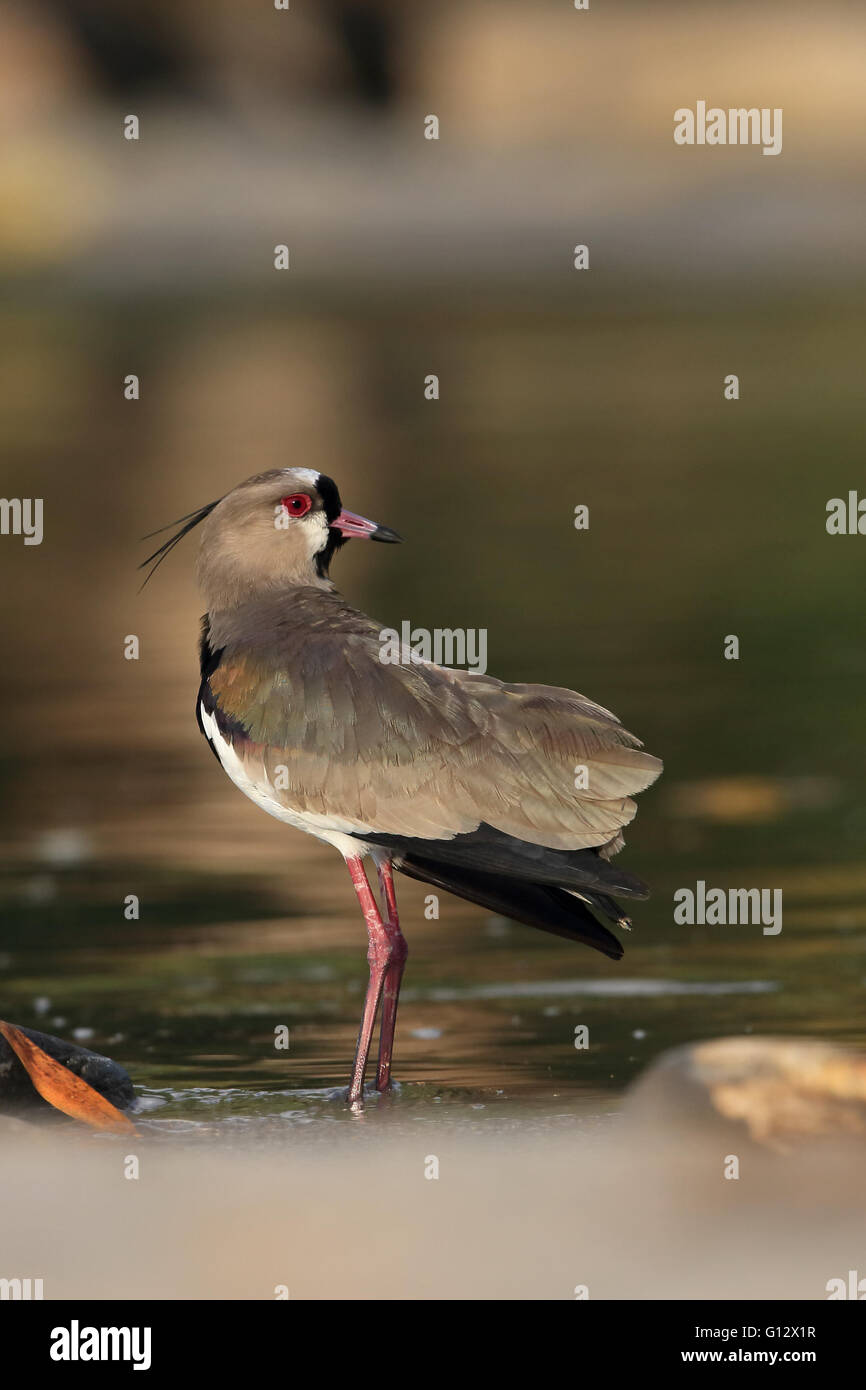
[142,468,662,1107]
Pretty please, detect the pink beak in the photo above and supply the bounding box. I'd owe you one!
[331,509,402,544]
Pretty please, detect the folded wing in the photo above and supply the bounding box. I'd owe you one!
[203,592,662,854]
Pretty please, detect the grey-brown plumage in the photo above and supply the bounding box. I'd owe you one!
[148,467,662,1103]
[203,586,660,852]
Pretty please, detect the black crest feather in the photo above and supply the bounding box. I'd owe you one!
[138,499,221,589]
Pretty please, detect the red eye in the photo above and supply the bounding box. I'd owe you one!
[280,493,312,518]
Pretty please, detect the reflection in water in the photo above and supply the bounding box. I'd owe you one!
[2,297,866,1114]
[2,2,865,1310]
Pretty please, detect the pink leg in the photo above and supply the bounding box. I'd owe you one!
[344,855,392,1107]
[375,858,408,1093]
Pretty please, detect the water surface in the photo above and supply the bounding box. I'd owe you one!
[2,293,865,1127]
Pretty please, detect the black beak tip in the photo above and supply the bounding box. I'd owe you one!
[371,525,403,544]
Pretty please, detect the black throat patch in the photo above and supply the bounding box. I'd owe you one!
[313,472,345,578]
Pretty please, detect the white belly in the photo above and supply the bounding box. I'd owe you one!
[199,702,372,860]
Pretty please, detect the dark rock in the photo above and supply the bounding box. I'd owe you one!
[0,1025,135,1117]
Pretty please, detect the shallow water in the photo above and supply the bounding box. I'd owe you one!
[2,292,866,1125]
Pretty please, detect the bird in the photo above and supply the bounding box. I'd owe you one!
[141,468,662,1107]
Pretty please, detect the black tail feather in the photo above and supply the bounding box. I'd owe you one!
[368,824,650,900]
[398,854,625,960]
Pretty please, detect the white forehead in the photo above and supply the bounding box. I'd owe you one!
[287,468,321,488]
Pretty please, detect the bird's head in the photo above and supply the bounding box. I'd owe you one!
[140,468,401,609]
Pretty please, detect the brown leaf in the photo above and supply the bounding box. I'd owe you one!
[0,1021,137,1134]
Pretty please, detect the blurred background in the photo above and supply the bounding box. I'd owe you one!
[1,0,865,1118]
